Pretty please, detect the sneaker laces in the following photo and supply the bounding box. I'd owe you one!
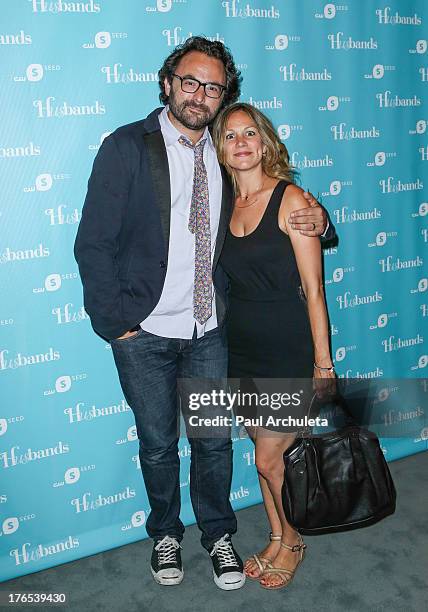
[210,534,237,568]
[154,536,181,565]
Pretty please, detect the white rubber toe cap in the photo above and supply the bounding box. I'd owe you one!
[213,570,246,591]
[151,567,184,586]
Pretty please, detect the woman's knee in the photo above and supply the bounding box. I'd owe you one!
[255,454,283,481]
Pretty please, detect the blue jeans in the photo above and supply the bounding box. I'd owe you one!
[110,326,236,550]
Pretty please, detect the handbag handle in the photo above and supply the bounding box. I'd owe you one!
[299,391,358,438]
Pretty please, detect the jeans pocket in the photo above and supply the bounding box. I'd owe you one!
[111,327,143,344]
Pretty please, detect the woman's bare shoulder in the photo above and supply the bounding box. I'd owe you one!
[282,183,310,213]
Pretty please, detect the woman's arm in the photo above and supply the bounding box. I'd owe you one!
[288,191,336,241]
[279,185,334,377]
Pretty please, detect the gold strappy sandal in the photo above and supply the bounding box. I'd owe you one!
[244,532,281,581]
[260,534,306,590]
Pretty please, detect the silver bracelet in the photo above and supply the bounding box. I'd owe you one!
[314,362,335,372]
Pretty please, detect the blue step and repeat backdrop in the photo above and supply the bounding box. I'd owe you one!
[1,0,427,581]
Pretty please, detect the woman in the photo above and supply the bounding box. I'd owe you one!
[213,103,335,590]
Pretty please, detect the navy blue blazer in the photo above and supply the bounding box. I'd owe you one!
[74,108,233,340]
[74,107,336,341]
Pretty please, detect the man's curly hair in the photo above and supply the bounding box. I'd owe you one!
[158,36,242,109]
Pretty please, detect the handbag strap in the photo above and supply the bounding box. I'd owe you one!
[299,391,358,438]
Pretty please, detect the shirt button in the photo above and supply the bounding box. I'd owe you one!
[159,261,166,269]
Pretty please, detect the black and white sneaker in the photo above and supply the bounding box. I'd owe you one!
[209,534,246,590]
[151,536,183,586]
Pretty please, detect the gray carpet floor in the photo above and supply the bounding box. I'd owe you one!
[1,451,427,612]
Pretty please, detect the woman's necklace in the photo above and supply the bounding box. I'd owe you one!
[235,179,265,209]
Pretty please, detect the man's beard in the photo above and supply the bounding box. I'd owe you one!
[168,89,219,130]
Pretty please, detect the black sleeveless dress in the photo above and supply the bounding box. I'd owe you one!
[220,180,314,382]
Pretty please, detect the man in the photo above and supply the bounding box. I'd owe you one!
[74,36,332,590]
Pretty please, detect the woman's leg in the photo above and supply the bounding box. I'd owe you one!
[254,430,304,588]
[243,427,282,578]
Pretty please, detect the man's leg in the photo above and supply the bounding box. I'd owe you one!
[179,327,245,590]
[110,329,184,542]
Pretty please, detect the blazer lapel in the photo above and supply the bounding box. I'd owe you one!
[144,130,171,260]
[143,122,232,271]
[213,166,233,271]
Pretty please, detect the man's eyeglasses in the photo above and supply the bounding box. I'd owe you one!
[172,74,226,99]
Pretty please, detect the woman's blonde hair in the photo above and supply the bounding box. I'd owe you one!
[212,102,297,193]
